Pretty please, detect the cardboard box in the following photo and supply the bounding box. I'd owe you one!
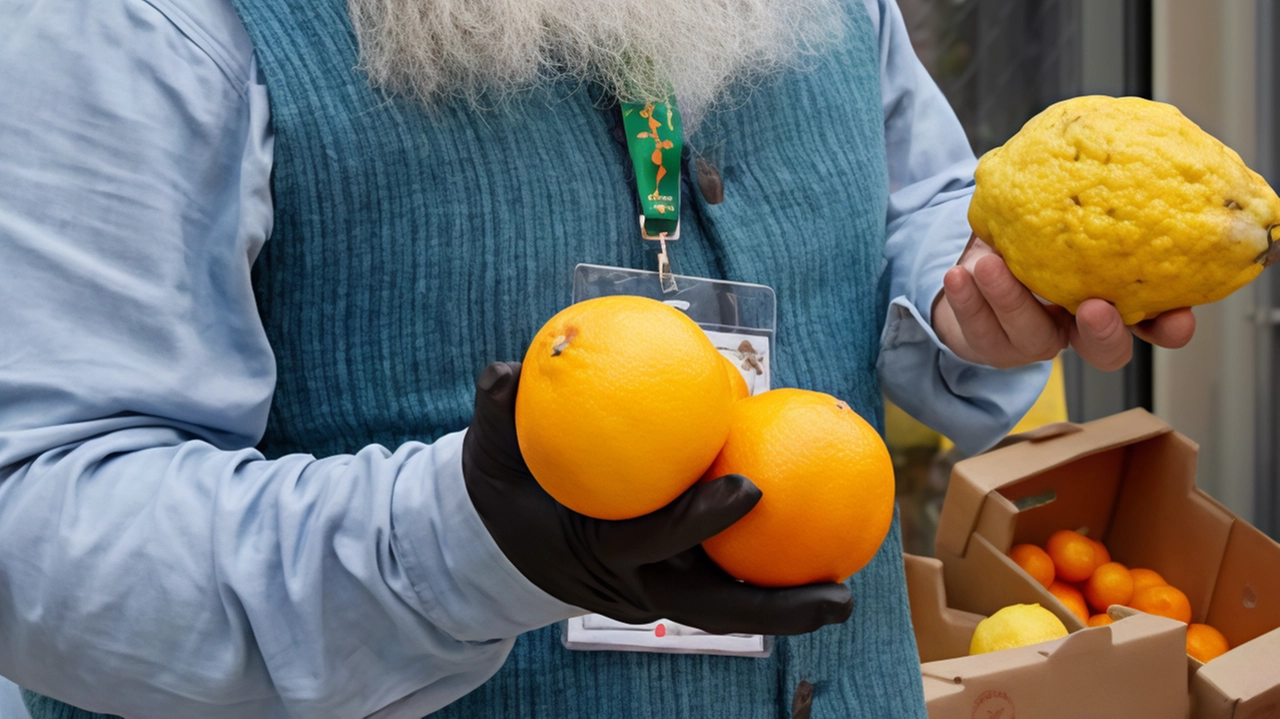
[906,553,1189,718]
[934,409,1280,718]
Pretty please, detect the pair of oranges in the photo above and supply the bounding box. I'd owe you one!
[515,296,896,588]
[1010,530,1230,663]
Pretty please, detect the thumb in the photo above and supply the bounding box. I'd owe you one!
[466,361,525,469]
[476,360,519,406]
[475,361,521,413]
[595,474,761,566]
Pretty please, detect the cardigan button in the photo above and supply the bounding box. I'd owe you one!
[791,680,814,719]
[695,157,725,205]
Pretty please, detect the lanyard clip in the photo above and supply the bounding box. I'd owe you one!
[639,215,679,293]
[655,237,677,294]
[639,215,681,241]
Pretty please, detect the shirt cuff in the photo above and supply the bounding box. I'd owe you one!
[879,296,1052,456]
[391,430,582,643]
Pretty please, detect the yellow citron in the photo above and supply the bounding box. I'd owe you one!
[969,95,1280,325]
[969,604,1070,655]
[515,295,733,520]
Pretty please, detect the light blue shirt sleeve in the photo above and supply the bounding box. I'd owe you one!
[0,2,578,718]
[865,0,1051,455]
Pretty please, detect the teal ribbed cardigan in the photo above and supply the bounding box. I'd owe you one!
[26,0,927,716]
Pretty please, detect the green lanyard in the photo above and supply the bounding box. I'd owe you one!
[621,99,683,240]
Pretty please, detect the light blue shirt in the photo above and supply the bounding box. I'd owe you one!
[0,0,1048,717]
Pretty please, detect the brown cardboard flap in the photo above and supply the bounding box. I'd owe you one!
[936,408,1171,562]
[1107,432,1235,623]
[921,613,1189,719]
[1107,604,1142,621]
[921,628,1048,681]
[919,675,966,705]
[1193,627,1280,716]
[1004,447,1126,549]
[904,554,984,663]
[990,421,1084,449]
[931,408,1280,717]
[1205,520,1280,648]
[1038,618,1113,659]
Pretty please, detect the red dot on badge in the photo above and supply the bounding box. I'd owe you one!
[655,623,667,638]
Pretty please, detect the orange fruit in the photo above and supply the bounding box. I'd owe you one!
[700,389,894,587]
[1088,614,1115,627]
[1085,562,1135,613]
[1129,568,1168,596]
[1186,623,1230,663]
[1131,585,1193,623]
[1010,544,1055,589]
[1048,580,1090,624]
[1046,530,1099,583]
[516,296,733,519]
[1089,538,1111,565]
[721,355,750,401]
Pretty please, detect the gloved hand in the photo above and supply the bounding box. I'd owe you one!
[463,361,854,636]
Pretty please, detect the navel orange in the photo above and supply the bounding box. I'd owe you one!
[700,389,894,587]
[721,355,750,401]
[515,295,733,519]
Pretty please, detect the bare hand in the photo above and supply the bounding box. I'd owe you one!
[932,237,1197,372]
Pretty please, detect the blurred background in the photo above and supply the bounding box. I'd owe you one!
[889,0,1280,554]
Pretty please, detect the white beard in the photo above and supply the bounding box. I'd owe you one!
[347,0,846,127]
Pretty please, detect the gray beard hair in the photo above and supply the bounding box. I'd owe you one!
[347,0,847,128]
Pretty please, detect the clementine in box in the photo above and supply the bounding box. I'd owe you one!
[1085,562,1135,613]
[1089,537,1111,565]
[1186,623,1230,663]
[1131,585,1192,624]
[1048,580,1089,624]
[1128,568,1167,595]
[1046,529,1100,583]
[1010,543,1055,590]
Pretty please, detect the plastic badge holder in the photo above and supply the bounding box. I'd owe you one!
[562,263,776,657]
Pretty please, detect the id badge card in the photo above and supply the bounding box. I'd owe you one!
[562,263,776,658]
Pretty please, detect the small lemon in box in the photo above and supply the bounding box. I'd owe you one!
[969,603,1069,655]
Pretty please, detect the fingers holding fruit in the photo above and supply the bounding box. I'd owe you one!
[934,239,1197,373]
[934,244,1067,370]
[943,94,1280,371]
[1129,308,1196,350]
[1068,300,1134,372]
[969,96,1280,327]
[466,296,893,636]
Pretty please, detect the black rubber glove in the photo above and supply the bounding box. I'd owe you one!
[462,361,854,636]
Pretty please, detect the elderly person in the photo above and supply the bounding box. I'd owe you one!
[0,0,1193,717]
